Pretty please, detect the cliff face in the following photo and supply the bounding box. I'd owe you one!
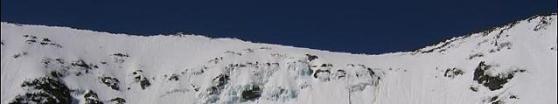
[1,14,556,104]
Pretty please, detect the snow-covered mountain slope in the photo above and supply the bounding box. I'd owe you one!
[1,14,556,104]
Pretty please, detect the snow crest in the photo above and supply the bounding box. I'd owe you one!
[1,14,557,104]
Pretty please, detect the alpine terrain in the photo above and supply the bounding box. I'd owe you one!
[1,14,557,104]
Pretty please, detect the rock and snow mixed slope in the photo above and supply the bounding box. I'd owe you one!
[1,14,556,104]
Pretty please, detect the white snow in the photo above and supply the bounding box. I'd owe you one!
[1,14,556,104]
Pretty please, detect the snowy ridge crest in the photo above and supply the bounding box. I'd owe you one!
[1,14,557,104]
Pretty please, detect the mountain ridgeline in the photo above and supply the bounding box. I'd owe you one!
[1,14,557,104]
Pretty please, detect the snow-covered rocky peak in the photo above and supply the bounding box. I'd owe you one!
[1,14,556,104]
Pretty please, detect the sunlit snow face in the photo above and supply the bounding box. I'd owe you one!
[1,14,556,104]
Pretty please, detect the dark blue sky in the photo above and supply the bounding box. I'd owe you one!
[2,0,556,54]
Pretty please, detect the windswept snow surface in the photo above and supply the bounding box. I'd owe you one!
[1,14,557,104]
